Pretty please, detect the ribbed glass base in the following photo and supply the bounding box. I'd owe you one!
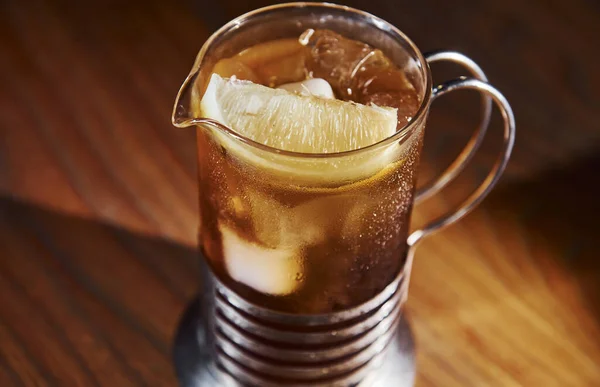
[173,261,416,387]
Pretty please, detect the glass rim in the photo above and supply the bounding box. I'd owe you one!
[177,1,433,159]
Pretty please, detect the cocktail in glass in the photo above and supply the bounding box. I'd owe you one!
[172,3,515,386]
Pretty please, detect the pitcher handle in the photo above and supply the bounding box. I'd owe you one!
[415,51,492,203]
[407,51,516,247]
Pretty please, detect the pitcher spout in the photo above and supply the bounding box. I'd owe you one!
[172,69,201,128]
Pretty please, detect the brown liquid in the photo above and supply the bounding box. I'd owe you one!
[196,30,423,314]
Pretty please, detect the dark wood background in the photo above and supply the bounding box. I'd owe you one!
[1,0,599,385]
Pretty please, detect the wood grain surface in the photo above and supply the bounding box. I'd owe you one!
[1,0,599,386]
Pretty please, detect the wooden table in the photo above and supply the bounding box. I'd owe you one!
[1,0,599,385]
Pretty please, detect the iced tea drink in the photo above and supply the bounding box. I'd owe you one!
[194,29,424,314]
[171,5,515,386]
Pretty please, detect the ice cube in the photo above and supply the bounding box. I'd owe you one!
[255,48,308,87]
[220,223,303,296]
[302,30,392,100]
[277,78,335,99]
[237,38,305,68]
[212,57,260,83]
[244,188,327,248]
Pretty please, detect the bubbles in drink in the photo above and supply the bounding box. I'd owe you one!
[198,29,424,313]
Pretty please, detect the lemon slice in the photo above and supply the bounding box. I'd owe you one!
[200,73,397,154]
[196,73,408,186]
